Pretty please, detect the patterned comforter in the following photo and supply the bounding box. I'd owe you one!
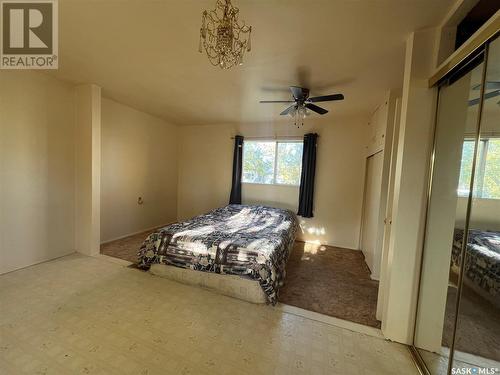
[452,229,500,299]
[138,204,298,304]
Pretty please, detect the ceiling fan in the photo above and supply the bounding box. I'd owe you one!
[259,86,344,120]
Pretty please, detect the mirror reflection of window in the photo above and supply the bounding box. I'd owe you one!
[458,138,500,198]
[454,36,500,369]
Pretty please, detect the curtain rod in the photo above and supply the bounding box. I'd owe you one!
[230,135,318,140]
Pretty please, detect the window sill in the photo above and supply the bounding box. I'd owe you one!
[457,195,500,201]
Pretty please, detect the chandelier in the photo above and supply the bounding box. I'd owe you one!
[198,0,252,69]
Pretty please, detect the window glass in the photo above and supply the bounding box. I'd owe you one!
[458,138,500,199]
[242,141,275,184]
[458,140,475,196]
[242,140,303,185]
[276,142,303,185]
[482,138,500,199]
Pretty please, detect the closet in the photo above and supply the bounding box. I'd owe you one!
[412,35,499,374]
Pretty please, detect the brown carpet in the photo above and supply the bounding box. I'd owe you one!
[101,234,381,328]
[442,284,500,361]
[100,230,155,263]
[279,242,381,328]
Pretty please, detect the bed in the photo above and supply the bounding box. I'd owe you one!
[451,229,500,305]
[138,204,298,304]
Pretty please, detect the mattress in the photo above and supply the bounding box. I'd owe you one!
[452,229,500,300]
[138,204,298,304]
[149,264,268,304]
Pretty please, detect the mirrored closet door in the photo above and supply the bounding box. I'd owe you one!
[412,35,499,375]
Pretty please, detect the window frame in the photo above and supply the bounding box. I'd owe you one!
[242,139,303,187]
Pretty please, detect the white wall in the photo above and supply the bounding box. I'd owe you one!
[0,72,76,274]
[382,29,439,344]
[100,98,178,243]
[177,117,367,249]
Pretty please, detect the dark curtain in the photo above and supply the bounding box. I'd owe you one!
[229,135,244,204]
[297,133,318,218]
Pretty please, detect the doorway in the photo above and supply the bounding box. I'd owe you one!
[361,151,384,279]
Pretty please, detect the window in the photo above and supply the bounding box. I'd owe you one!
[458,138,500,199]
[242,140,303,186]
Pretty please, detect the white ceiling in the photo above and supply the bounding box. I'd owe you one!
[52,0,456,126]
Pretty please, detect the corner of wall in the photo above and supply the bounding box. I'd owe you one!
[75,84,102,256]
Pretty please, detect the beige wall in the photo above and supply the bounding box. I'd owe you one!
[100,98,178,243]
[0,72,76,274]
[456,198,500,231]
[177,117,367,249]
[75,84,102,255]
[242,184,299,212]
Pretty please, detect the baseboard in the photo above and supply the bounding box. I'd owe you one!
[100,222,174,245]
[278,304,383,339]
[0,251,77,275]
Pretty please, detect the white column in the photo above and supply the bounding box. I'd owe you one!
[75,84,101,256]
[381,29,439,344]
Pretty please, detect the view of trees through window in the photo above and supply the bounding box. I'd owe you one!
[242,141,303,185]
[458,138,500,199]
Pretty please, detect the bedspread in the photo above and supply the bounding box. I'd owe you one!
[138,204,298,304]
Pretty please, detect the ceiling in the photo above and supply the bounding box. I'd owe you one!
[52,0,456,126]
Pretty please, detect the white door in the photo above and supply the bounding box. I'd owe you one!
[361,151,384,279]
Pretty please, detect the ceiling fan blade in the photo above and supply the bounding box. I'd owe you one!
[290,86,309,101]
[280,105,297,116]
[469,89,500,106]
[308,94,344,102]
[259,100,296,103]
[305,103,328,115]
[472,81,500,90]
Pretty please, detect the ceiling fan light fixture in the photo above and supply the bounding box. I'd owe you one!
[199,0,252,69]
[298,106,307,119]
[260,86,344,126]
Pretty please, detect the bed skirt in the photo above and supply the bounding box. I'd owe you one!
[150,263,268,304]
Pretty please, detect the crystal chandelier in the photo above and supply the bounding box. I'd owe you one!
[198,0,252,69]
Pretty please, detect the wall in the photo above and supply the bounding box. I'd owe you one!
[0,72,76,274]
[75,84,101,255]
[100,98,178,243]
[242,184,299,212]
[382,29,439,344]
[456,198,500,231]
[177,116,368,250]
[413,72,470,351]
